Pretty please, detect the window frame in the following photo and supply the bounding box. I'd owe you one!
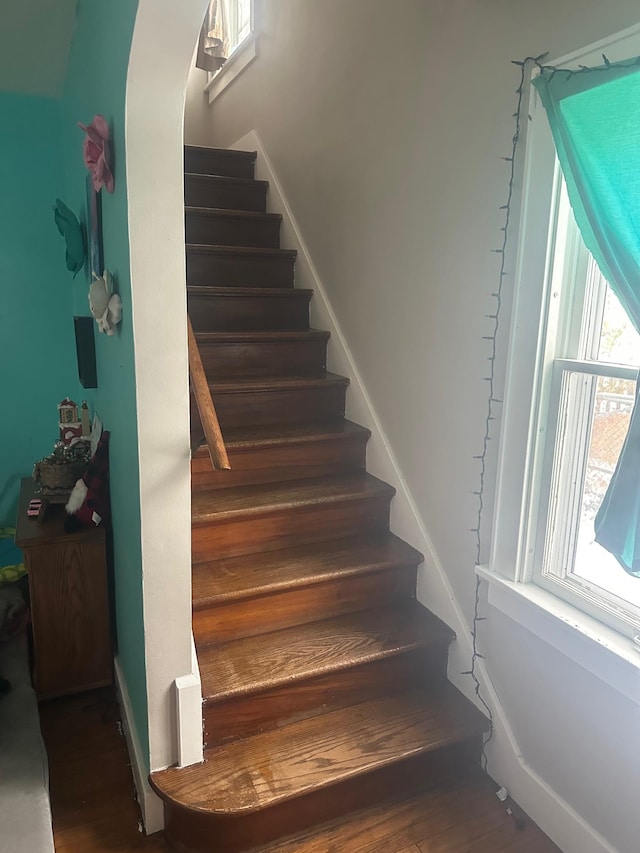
[526,177,640,637]
[480,23,640,680]
[204,0,257,105]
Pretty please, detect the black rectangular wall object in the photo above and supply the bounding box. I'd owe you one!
[74,316,98,388]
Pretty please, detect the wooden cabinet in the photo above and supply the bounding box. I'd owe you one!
[15,478,112,700]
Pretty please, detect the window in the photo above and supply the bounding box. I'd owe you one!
[227,0,252,54]
[484,25,640,653]
[531,177,640,637]
[204,0,257,104]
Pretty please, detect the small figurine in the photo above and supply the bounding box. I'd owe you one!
[58,398,82,445]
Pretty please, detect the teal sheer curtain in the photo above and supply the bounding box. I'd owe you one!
[533,59,640,577]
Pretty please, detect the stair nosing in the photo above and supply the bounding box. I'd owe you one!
[209,372,349,393]
[184,172,269,189]
[187,286,311,298]
[191,474,396,526]
[192,533,423,607]
[193,420,370,457]
[185,144,257,158]
[185,206,282,222]
[199,603,449,704]
[194,328,330,343]
[186,243,297,258]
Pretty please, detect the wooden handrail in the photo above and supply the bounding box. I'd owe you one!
[187,315,231,470]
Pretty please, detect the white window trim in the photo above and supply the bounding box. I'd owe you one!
[205,32,257,104]
[480,22,640,701]
[477,567,640,705]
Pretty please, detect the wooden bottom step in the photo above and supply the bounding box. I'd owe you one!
[250,770,560,853]
[152,686,488,852]
[152,686,487,813]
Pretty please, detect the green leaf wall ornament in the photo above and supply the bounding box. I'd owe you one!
[54,198,86,277]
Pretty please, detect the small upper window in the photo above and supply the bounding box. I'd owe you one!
[196,0,257,102]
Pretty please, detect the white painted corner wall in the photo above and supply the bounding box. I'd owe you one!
[230,130,619,853]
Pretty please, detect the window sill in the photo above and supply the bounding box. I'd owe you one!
[205,34,257,105]
[476,565,640,706]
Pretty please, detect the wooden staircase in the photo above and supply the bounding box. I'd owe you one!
[149,146,539,853]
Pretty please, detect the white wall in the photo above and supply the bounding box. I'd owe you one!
[184,2,640,850]
[127,0,208,791]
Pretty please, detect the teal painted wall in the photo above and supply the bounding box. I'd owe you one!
[0,92,83,527]
[60,0,148,760]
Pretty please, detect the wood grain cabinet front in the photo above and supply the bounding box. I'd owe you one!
[15,478,113,700]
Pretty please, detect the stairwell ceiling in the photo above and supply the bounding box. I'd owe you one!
[0,0,77,97]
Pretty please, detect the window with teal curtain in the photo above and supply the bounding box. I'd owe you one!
[533,59,640,577]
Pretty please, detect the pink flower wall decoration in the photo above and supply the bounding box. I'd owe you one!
[78,114,114,193]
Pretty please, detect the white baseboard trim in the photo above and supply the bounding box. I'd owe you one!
[230,130,616,853]
[114,657,165,835]
[175,635,204,768]
[478,656,617,853]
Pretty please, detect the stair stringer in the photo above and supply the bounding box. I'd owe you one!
[229,130,616,853]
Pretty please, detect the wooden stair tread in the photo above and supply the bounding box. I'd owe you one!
[249,771,560,853]
[194,419,369,455]
[186,244,297,258]
[209,372,349,392]
[192,532,421,603]
[185,206,282,223]
[198,601,452,701]
[185,144,256,156]
[191,473,395,526]
[184,172,269,189]
[187,285,311,298]
[150,685,488,814]
[195,328,329,344]
[185,144,256,162]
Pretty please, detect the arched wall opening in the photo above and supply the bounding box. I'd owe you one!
[125,0,209,818]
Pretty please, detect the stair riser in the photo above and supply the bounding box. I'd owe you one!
[194,565,418,645]
[163,739,483,853]
[191,434,368,490]
[186,250,296,288]
[188,292,309,331]
[191,495,392,562]
[184,148,255,179]
[192,384,347,431]
[197,337,328,378]
[203,648,448,747]
[185,175,267,211]
[185,212,281,249]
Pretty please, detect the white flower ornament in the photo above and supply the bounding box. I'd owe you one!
[89,270,122,336]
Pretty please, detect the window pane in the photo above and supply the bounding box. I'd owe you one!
[573,375,640,608]
[597,280,640,365]
[237,0,251,42]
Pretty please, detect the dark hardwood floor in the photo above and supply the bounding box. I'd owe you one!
[39,688,169,853]
[38,687,559,852]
